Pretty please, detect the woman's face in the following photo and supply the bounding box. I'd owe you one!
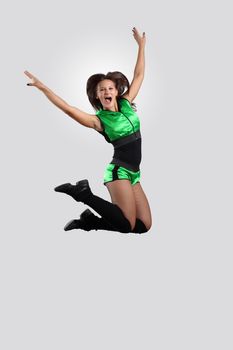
[96,79,118,110]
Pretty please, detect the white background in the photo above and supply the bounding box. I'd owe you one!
[1,0,232,349]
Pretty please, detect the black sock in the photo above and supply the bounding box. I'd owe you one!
[74,216,119,232]
[82,194,132,233]
[131,219,148,233]
[78,209,148,234]
[67,215,148,234]
[82,217,148,233]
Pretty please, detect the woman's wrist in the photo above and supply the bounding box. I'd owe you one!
[38,83,49,92]
[138,42,145,50]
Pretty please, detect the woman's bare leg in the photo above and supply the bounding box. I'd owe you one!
[105,180,137,230]
[132,183,152,231]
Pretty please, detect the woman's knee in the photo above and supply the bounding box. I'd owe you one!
[145,222,152,232]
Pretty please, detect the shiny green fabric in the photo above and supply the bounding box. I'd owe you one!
[103,163,141,185]
[96,98,140,142]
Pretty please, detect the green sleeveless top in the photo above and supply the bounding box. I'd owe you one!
[96,98,140,142]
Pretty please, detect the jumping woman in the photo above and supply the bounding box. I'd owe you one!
[24,27,152,234]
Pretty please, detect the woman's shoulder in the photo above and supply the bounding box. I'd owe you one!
[119,95,131,105]
[119,95,137,112]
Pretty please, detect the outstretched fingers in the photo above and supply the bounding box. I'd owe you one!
[132,27,146,45]
[24,70,43,88]
[24,70,34,79]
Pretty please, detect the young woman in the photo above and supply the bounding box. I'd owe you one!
[24,27,152,234]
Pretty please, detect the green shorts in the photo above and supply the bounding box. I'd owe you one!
[103,163,141,186]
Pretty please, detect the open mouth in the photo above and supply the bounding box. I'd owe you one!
[104,97,112,103]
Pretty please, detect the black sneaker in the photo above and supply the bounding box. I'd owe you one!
[64,209,99,232]
[54,179,92,202]
[64,219,80,231]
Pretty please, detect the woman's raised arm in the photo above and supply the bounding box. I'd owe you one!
[122,27,146,103]
[24,70,102,130]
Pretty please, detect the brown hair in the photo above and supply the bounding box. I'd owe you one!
[86,71,137,111]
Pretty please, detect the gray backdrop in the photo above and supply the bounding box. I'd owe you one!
[1,0,232,349]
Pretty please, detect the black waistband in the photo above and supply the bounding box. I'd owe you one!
[110,158,140,172]
[112,131,141,149]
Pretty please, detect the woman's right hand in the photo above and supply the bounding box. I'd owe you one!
[24,70,44,89]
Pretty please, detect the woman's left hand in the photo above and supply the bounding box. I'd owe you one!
[132,27,146,47]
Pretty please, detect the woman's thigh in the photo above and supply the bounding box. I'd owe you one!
[132,182,152,230]
[105,180,136,229]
